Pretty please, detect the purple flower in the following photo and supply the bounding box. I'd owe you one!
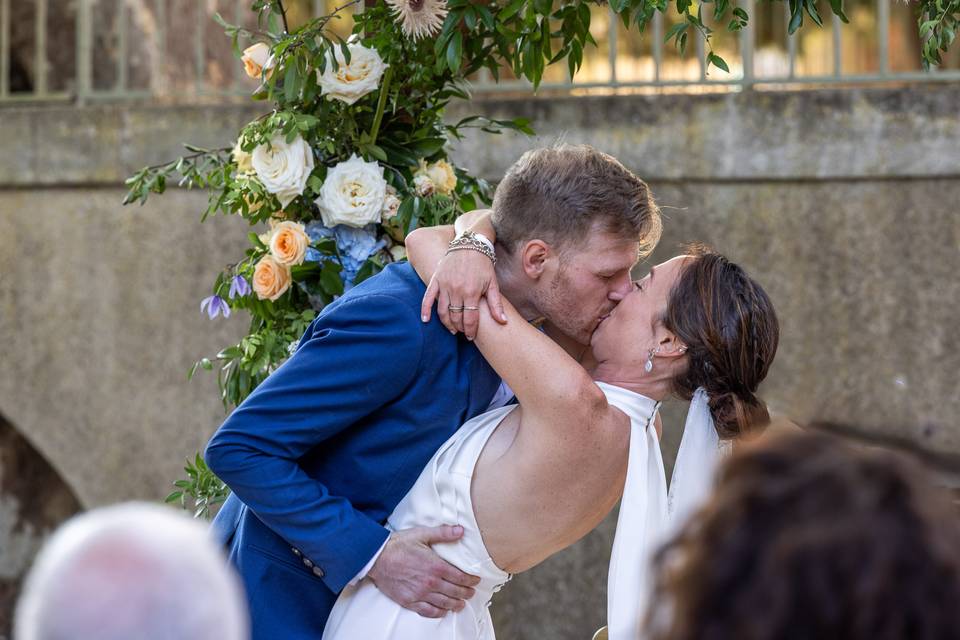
[200,295,231,319]
[228,275,251,299]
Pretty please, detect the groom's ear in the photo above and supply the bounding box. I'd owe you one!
[519,239,553,280]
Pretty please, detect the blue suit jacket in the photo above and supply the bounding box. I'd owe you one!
[205,262,501,640]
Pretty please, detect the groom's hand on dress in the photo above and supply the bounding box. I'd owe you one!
[368,525,481,618]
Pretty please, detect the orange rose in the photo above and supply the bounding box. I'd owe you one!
[252,255,291,301]
[268,220,309,266]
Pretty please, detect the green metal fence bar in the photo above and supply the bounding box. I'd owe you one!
[117,0,128,92]
[877,0,889,74]
[786,3,797,79]
[155,0,167,95]
[0,0,9,98]
[233,0,245,90]
[652,11,662,83]
[696,25,706,81]
[608,6,618,85]
[195,0,205,94]
[35,0,48,95]
[76,0,92,104]
[832,12,842,76]
[740,0,754,86]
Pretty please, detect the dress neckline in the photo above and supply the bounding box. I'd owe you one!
[594,381,661,430]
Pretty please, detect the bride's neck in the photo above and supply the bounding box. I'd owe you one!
[590,362,672,402]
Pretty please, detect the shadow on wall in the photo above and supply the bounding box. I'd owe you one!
[0,414,82,638]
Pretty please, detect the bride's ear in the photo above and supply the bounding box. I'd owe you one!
[655,328,687,360]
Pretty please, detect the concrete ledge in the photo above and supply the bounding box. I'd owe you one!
[3,85,960,186]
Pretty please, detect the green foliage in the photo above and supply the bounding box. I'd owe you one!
[164,454,229,519]
[919,0,960,69]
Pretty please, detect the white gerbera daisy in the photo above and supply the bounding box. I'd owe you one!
[386,0,449,41]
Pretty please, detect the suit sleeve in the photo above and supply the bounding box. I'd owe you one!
[204,293,424,593]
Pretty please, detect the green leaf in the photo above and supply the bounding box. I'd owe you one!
[320,260,344,296]
[664,21,688,42]
[499,0,526,21]
[447,31,463,73]
[707,52,730,72]
[283,61,299,103]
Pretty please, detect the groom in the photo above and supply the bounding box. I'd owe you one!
[205,144,661,638]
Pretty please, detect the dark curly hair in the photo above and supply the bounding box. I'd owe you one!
[646,429,960,640]
[663,250,779,439]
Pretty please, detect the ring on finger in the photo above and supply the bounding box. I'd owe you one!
[448,305,464,312]
[461,306,480,311]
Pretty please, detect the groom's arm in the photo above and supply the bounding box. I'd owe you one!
[204,293,423,592]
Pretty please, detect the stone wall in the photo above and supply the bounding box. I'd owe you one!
[1,85,958,638]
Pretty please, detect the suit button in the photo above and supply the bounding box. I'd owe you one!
[312,566,325,578]
[303,558,314,568]
[291,548,302,557]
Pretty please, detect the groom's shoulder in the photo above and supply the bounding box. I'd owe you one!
[322,262,424,320]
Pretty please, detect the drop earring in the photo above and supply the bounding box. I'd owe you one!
[644,347,659,373]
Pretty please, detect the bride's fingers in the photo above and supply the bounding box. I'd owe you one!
[423,592,466,612]
[408,602,446,619]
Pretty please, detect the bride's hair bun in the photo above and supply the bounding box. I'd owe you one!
[708,391,770,439]
[662,251,779,440]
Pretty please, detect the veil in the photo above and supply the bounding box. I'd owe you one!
[606,388,730,640]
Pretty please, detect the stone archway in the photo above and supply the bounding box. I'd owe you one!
[0,414,82,637]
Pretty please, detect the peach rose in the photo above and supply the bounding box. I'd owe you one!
[268,220,309,266]
[252,255,292,301]
[242,43,275,80]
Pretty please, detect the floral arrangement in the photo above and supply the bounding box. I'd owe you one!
[123,0,860,515]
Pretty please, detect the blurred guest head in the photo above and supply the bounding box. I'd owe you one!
[647,429,960,640]
[15,502,248,640]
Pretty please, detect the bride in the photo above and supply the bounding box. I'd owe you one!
[323,224,779,640]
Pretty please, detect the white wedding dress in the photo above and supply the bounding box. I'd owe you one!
[323,383,723,640]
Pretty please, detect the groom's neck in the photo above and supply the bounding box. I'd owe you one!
[495,258,540,321]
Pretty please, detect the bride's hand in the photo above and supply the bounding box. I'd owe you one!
[421,249,507,340]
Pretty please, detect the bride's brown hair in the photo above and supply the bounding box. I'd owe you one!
[663,249,779,439]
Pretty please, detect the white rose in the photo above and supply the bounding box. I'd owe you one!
[413,174,435,197]
[389,245,407,262]
[242,43,276,80]
[382,192,401,219]
[317,43,388,105]
[252,134,315,209]
[317,155,387,228]
[232,139,255,175]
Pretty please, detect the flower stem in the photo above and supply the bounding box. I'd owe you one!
[276,0,290,34]
[369,66,394,147]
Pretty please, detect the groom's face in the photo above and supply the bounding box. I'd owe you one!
[535,230,640,345]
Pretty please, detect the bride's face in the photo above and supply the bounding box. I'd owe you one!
[590,255,694,365]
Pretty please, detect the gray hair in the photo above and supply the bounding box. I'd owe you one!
[14,502,248,640]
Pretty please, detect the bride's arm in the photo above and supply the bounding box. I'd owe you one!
[471,296,612,438]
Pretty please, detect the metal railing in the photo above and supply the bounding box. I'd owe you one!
[1,0,958,105]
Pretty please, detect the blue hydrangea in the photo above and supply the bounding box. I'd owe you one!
[301,222,385,289]
[334,225,386,289]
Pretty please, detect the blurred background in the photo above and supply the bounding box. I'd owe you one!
[0,0,958,638]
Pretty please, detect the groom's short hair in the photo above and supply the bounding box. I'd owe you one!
[491,144,661,258]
